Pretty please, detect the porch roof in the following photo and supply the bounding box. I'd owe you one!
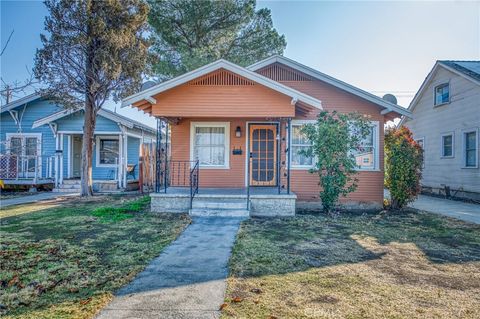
[31,107,155,134]
[121,59,323,117]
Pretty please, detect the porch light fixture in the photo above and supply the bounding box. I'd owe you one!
[235,126,242,138]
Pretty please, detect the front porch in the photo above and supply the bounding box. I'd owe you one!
[151,187,297,217]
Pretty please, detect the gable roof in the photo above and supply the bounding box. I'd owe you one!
[121,59,323,109]
[0,93,42,114]
[398,60,480,126]
[248,55,412,118]
[32,107,155,133]
[438,60,480,83]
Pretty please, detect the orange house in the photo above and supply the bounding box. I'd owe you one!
[123,56,410,216]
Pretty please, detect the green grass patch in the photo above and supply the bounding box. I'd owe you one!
[0,195,191,318]
[223,209,480,319]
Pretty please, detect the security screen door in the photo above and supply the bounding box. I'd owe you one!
[249,124,277,186]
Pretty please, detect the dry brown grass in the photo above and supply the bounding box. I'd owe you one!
[0,195,191,318]
[222,210,480,318]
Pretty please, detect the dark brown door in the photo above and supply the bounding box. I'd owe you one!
[249,124,277,186]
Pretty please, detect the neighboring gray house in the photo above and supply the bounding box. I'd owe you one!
[400,61,480,201]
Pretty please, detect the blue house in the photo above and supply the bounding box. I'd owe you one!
[0,93,156,192]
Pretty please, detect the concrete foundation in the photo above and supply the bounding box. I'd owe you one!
[150,191,297,217]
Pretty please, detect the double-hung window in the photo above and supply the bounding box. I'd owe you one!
[464,130,478,168]
[96,136,119,166]
[290,121,314,168]
[441,133,454,157]
[352,122,378,170]
[434,83,450,106]
[191,122,229,168]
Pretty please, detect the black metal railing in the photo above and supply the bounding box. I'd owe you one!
[190,160,199,209]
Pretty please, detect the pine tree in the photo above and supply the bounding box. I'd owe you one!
[148,0,286,79]
[34,0,149,196]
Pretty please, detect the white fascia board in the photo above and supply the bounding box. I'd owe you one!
[98,109,134,129]
[32,108,78,128]
[121,59,322,109]
[1,93,41,114]
[248,55,412,118]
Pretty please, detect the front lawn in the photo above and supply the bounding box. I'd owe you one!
[222,209,480,318]
[0,195,191,318]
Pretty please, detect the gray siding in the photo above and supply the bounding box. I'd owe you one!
[404,67,480,193]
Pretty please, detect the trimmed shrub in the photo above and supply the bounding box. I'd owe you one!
[385,126,423,209]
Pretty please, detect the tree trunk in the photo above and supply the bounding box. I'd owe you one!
[80,100,96,196]
[81,0,95,197]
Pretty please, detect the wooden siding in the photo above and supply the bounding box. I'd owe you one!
[151,70,295,118]
[258,63,386,203]
[171,118,248,188]
[403,66,480,193]
[162,63,389,205]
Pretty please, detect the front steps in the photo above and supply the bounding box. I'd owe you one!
[53,179,81,192]
[189,197,249,217]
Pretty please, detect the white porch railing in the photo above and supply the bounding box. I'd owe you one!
[0,154,56,183]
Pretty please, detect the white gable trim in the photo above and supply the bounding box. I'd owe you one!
[0,93,41,114]
[398,61,480,127]
[248,55,411,118]
[121,59,322,109]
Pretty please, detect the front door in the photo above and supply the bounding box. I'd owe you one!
[72,136,82,178]
[249,124,277,186]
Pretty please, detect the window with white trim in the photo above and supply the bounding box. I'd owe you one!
[434,83,449,106]
[352,124,377,170]
[464,130,478,168]
[191,123,229,168]
[441,134,453,157]
[96,137,119,166]
[290,123,314,168]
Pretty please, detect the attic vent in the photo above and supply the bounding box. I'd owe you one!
[258,63,312,81]
[188,69,255,86]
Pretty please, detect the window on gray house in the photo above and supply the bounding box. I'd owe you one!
[465,131,478,167]
[434,83,449,105]
[441,134,453,157]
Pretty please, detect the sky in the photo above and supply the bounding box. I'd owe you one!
[1,0,479,128]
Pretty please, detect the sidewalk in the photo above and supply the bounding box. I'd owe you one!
[0,192,78,209]
[410,195,480,224]
[96,217,243,319]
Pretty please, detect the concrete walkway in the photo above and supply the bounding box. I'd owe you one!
[96,217,243,319]
[410,195,480,224]
[0,192,78,208]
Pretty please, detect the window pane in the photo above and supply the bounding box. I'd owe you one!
[99,139,119,164]
[355,146,374,169]
[10,137,22,155]
[442,135,453,156]
[25,138,37,156]
[435,84,449,105]
[291,145,312,166]
[194,126,226,166]
[465,132,477,167]
[292,125,308,144]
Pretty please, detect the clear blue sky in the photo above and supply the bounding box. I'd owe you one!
[1,0,479,127]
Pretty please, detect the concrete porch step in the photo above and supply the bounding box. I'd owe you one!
[62,179,81,185]
[53,187,81,193]
[58,184,81,189]
[192,200,246,210]
[189,208,250,217]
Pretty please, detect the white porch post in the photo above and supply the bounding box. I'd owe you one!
[118,134,123,188]
[59,133,64,185]
[123,133,128,188]
[67,135,71,178]
[54,134,59,188]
